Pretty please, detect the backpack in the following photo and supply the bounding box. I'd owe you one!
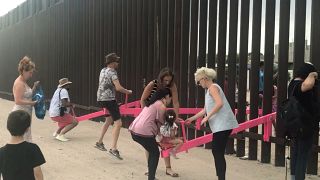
[32,86,46,119]
[279,83,307,138]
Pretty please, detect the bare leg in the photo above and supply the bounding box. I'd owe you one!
[60,119,78,135]
[169,139,183,159]
[24,116,32,142]
[164,157,172,169]
[98,117,113,143]
[145,150,150,174]
[56,127,63,134]
[24,127,32,142]
[172,139,183,152]
[111,119,122,150]
[165,156,179,177]
[145,150,149,159]
[272,120,276,129]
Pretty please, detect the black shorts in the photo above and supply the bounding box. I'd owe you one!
[98,100,121,121]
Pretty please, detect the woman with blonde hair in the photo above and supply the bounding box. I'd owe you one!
[12,56,40,142]
[186,67,238,180]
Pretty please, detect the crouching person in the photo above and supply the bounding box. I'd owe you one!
[49,78,78,142]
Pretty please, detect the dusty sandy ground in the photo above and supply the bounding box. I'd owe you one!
[0,98,319,180]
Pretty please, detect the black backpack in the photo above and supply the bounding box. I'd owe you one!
[279,83,307,138]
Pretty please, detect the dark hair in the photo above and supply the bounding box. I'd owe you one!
[7,110,31,136]
[294,62,317,80]
[165,109,176,127]
[158,67,175,88]
[145,88,172,107]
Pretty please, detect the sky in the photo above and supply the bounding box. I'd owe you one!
[0,0,26,16]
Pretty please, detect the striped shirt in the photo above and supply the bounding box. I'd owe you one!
[146,79,158,102]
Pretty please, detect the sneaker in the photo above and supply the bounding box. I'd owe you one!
[95,142,107,151]
[52,131,58,137]
[55,134,69,142]
[109,149,123,160]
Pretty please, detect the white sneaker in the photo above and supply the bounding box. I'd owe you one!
[52,131,58,137]
[55,134,69,142]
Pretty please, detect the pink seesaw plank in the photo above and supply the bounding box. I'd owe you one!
[161,112,276,158]
[75,109,107,122]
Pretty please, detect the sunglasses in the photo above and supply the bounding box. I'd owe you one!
[196,78,205,85]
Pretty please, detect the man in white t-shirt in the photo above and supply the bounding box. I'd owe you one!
[49,78,78,142]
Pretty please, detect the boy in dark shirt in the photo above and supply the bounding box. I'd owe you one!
[0,110,46,180]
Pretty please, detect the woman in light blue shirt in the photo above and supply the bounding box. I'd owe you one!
[186,67,238,180]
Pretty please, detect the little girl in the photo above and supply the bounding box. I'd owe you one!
[159,110,183,159]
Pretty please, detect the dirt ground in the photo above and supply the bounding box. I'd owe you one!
[0,98,319,180]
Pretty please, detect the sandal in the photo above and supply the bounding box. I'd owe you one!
[166,167,179,177]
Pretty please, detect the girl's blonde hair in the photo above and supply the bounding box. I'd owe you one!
[18,56,35,75]
[194,67,217,82]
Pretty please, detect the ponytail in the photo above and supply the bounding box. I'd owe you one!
[145,88,172,107]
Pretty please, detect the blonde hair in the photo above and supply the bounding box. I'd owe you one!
[18,56,35,74]
[194,67,217,82]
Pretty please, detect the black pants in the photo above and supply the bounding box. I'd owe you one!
[290,135,314,180]
[212,130,232,180]
[131,133,159,180]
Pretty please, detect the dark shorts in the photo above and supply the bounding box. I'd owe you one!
[98,100,121,121]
